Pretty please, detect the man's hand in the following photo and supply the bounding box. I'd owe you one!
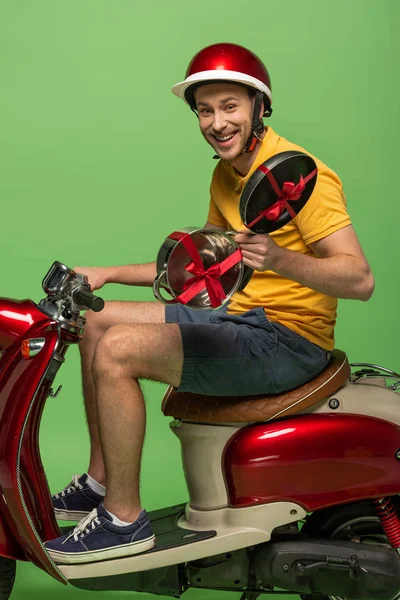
[73,267,110,291]
[233,231,282,272]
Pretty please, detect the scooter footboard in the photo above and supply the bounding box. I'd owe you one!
[67,503,215,594]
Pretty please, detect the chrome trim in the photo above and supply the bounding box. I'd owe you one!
[53,352,65,364]
[351,362,400,379]
[42,262,75,296]
[350,362,400,391]
[28,338,46,357]
[37,298,85,333]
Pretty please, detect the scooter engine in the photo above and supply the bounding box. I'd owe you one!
[185,548,249,589]
[253,538,400,599]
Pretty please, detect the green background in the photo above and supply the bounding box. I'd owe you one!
[1,0,399,598]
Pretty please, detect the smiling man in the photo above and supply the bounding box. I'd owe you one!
[196,83,257,159]
[46,43,374,564]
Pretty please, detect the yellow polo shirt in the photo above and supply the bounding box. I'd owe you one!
[207,127,351,351]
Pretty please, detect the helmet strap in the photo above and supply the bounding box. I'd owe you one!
[242,91,265,154]
[190,105,199,119]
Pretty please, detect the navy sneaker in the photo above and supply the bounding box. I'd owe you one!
[52,474,103,521]
[45,504,155,564]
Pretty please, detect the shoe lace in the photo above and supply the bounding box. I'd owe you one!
[54,474,83,499]
[63,509,101,544]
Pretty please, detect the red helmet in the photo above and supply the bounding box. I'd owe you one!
[172,43,272,115]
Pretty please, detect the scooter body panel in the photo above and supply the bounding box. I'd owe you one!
[0,299,66,582]
[0,299,48,352]
[0,494,26,560]
[224,413,400,510]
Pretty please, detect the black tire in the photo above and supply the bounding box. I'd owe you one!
[299,500,399,600]
[0,557,15,600]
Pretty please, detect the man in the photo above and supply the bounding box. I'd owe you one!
[45,43,374,563]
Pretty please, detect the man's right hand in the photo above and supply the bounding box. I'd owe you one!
[73,267,110,291]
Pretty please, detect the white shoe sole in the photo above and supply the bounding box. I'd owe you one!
[47,535,156,564]
[54,508,91,521]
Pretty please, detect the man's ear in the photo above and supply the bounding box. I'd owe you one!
[259,100,265,119]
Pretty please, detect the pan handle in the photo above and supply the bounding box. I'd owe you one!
[153,271,176,305]
[238,265,254,291]
[225,230,256,237]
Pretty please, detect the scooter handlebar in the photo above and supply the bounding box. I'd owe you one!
[72,287,105,312]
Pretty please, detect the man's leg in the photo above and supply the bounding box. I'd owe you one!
[46,322,183,563]
[51,301,166,521]
[93,322,183,521]
[79,301,165,485]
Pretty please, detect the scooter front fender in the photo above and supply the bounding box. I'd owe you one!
[0,302,66,584]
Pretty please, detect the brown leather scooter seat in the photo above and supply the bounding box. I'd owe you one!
[162,349,350,424]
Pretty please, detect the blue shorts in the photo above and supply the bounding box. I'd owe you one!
[165,304,330,396]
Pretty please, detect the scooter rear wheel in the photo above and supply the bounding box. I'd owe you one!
[0,558,15,600]
[299,500,400,600]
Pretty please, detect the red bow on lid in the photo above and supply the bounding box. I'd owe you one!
[246,165,317,229]
[168,232,242,308]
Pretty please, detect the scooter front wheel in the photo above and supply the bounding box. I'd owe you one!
[300,500,400,600]
[0,557,15,600]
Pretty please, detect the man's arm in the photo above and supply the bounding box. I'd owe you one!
[75,222,224,291]
[105,263,157,286]
[234,224,375,301]
[73,262,157,291]
[77,223,227,291]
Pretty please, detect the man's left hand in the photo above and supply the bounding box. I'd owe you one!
[233,231,282,272]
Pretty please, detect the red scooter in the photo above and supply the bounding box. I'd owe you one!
[1,260,400,600]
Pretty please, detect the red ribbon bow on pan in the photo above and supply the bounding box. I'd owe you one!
[169,231,242,308]
[246,165,318,229]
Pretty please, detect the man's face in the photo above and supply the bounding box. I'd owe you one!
[194,83,253,161]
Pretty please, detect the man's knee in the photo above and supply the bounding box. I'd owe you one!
[92,325,134,379]
[81,301,127,345]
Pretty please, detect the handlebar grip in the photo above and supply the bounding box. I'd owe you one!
[73,288,105,312]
